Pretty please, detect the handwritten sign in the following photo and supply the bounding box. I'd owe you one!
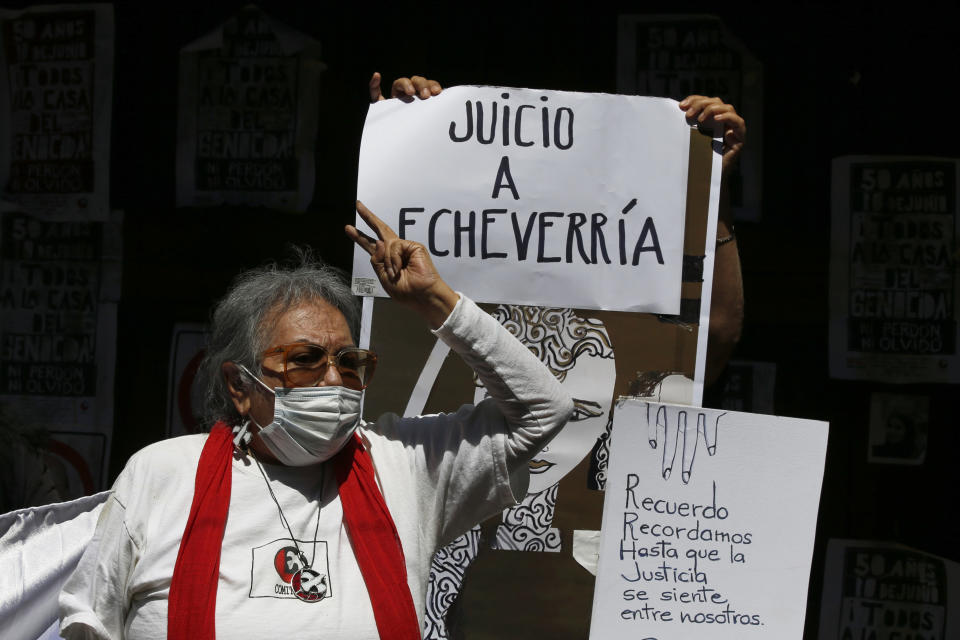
[176,6,323,211]
[353,86,698,313]
[590,398,828,639]
[817,540,960,640]
[0,4,114,219]
[829,156,960,383]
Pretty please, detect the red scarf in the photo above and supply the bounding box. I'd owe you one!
[168,423,420,639]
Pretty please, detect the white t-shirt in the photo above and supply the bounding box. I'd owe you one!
[59,295,573,639]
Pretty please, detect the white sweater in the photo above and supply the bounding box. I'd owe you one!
[59,294,573,639]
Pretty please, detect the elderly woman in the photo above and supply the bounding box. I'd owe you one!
[58,203,573,639]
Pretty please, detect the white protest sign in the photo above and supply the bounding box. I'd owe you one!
[0,209,122,494]
[176,6,324,211]
[590,398,828,639]
[0,4,115,220]
[829,156,960,383]
[817,539,960,640]
[353,86,693,313]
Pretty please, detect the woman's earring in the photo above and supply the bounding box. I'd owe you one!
[233,419,253,452]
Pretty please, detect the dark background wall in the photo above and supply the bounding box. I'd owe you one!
[6,0,957,636]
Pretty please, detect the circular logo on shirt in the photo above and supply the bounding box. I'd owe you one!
[274,546,307,584]
[292,567,328,602]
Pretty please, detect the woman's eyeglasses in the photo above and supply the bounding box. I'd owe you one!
[261,343,378,390]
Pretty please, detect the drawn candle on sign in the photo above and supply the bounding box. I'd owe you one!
[394,91,666,268]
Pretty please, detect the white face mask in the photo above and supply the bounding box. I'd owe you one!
[239,365,362,466]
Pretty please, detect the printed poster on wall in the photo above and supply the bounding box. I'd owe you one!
[617,14,763,222]
[590,398,828,639]
[352,85,722,314]
[817,539,959,640]
[829,156,960,383]
[165,323,209,438]
[713,359,776,415]
[357,123,721,639]
[176,5,324,211]
[0,4,114,220]
[867,392,928,466]
[0,209,122,498]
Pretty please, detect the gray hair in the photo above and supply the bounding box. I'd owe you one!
[196,249,361,427]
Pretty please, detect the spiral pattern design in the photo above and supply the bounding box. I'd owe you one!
[488,305,613,382]
[491,485,561,552]
[423,527,482,639]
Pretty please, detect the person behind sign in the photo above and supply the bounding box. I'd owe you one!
[369,75,747,386]
[58,195,573,637]
[677,95,746,384]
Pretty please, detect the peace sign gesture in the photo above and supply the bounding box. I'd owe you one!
[346,200,459,328]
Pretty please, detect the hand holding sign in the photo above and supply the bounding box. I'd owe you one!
[678,95,745,170]
[645,402,723,483]
[369,72,443,102]
[346,200,459,328]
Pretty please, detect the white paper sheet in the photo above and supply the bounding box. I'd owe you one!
[0,491,110,640]
[354,86,692,313]
[590,398,828,639]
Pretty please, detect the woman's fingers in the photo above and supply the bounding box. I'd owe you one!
[386,239,406,280]
[679,95,714,121]
[390,75,442,100]
[346,202,410,280]
[344,223,377,254]
[390,77,417,100]
[678,95,745,169]
[369,72,385,102]
[409,75,442,99]
[354,200,398,241]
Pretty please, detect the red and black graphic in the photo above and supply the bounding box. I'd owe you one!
[250,538,331,601]
[273,546,306,583]
[292,568,328,602]
[271,545,327,602]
